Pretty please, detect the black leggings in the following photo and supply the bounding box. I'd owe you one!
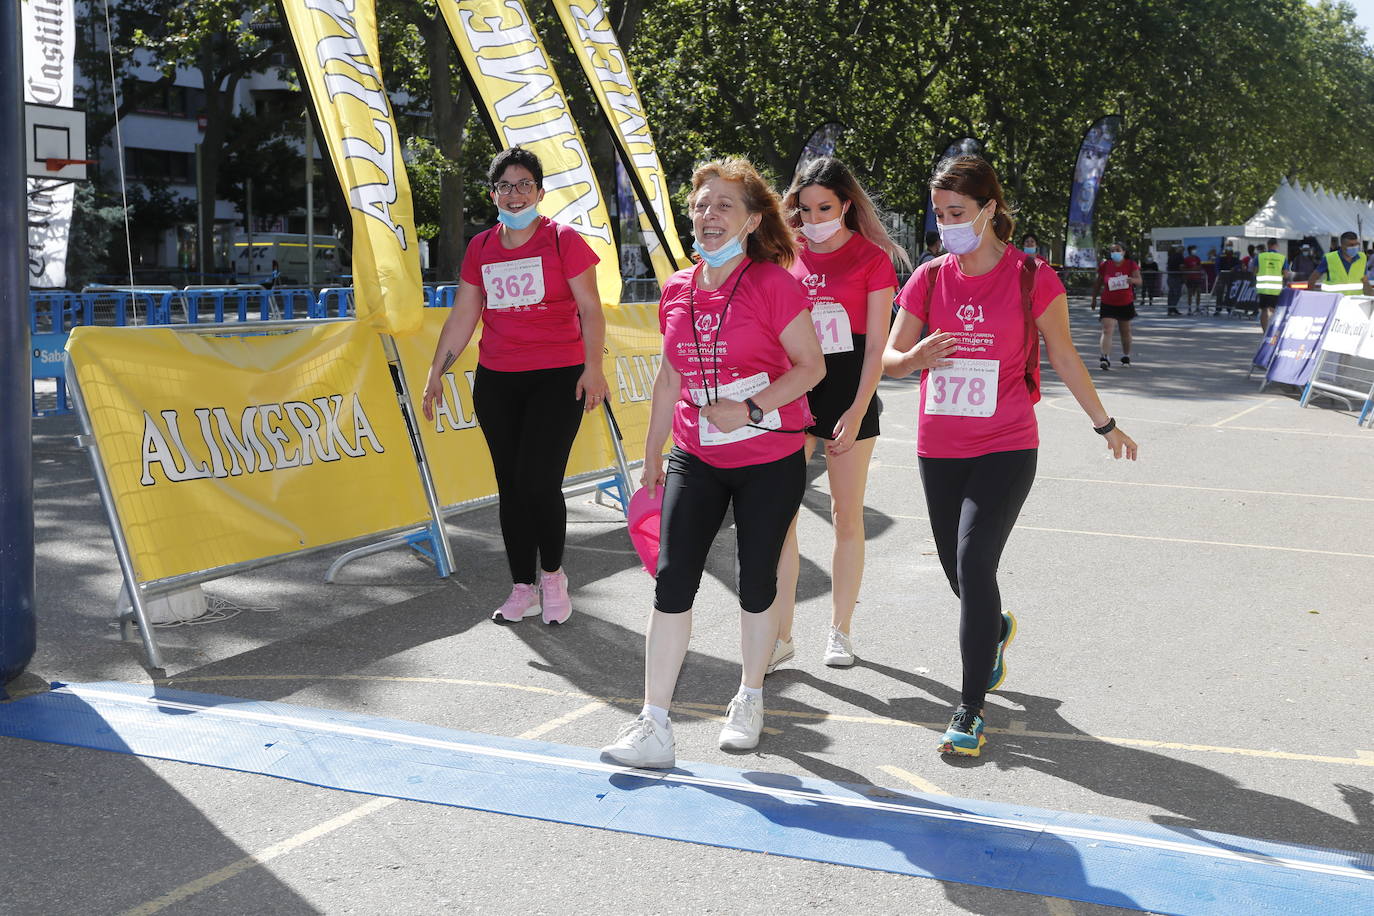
[919,449,1037,710]
[472,363,586,583]
[655,447,805,614]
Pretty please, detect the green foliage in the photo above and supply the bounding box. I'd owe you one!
[65,184,128,291]
[216,112,306,223]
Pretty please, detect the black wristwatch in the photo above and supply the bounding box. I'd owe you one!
[744,397,764,423]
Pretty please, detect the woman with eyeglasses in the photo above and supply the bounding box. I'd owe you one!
[421,147,608,626]
[767,156,907,673]
[884,155,1137,758]
[600,157,825,768]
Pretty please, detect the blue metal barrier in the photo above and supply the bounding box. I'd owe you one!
[317,287,354,318]
[29,292,92,416]
[433,284,458,308]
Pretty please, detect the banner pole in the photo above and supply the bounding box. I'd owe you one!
[65,354,166,674]
[600,402,633,518]
[381,334,456,577]
[0,0,36,684]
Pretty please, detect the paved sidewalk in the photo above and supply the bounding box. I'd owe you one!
[5,308,1372,915]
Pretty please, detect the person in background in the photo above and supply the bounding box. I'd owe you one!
[1253,237,1291,332]
[1165,243,1184,316]
[600,157,825,768]
[421,146,608,626]
[883,155,1138,758]
[1020,233,1042,259]
[1214,244,1241,314]
[1291,242,1319,281]
[768,156,906,672]
[1183,245,1204,313]
[1090,241,1142,369]
[1141,251,1159,306]
[917,230,942,266]
[1309,231,1367,297]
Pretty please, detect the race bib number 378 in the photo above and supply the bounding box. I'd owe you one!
[483,256,545,309]
[924,358,998,418]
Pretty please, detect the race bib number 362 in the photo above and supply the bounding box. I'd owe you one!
[483,256,545,309]
[924,358,998,418]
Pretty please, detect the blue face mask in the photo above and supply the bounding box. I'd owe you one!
[497,206,540,231]
[1110,251,1124,262]
[693,226,748,268]
[1345,245,1360,258]
[1022,245,1037,255]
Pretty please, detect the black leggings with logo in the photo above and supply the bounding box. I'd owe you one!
[472,363,586,584]
[918,448,1037,710]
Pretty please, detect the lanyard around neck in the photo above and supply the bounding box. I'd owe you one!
[688,260,752,405]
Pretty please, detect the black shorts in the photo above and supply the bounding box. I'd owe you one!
[1099,303,1137,322]
[654,447,805,614]
[807,334,880,441]
[1258,293,1280,309]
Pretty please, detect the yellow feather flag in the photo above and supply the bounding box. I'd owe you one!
[549,0,689,286]
[437,0,622,308]
[279,0,424,336]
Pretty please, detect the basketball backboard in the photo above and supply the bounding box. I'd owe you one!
[26,102,88,181]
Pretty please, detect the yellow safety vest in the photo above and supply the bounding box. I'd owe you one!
[1321,250,1366,295]
[1255,251,1285,294]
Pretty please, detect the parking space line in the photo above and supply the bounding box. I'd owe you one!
[121,694,608,915]
[1212,400,1272,426]
[1014,525,1374,559]
[1037,475,1374,503]
[156,675,1374,769]
[879,765,947,795]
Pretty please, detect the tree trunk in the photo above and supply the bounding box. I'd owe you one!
[196,65,239,276]
[421,12,470,280]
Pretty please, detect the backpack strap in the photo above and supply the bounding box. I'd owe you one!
[921,253,949,304]
[1018,253,1041,399]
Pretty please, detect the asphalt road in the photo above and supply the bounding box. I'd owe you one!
[5,303,1371,915]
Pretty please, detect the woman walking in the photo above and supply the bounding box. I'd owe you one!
[600,158,825,768]
[768,157,906,672]
[421,147,608,625]
[1090,241,1142,369]
[884,156,1137,757]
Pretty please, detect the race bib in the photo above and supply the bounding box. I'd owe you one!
[1107,274,1129,291]
[483,256,545,309]
[810,300,854,354]
[689,372,781,446]
[924,358,998,418]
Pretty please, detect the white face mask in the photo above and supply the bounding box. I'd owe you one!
[800,215,845,244]
[938,205,991,256]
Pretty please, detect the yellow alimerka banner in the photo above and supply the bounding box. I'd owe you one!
[549,0,689,286]
[437,0,621,309]
[281,0,423,336]
[67,323,430,584]
[396,303,662,508]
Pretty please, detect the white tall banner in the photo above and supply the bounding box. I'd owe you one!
[23,0,77,289]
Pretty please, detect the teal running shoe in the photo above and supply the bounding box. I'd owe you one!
[938,705,986,757]
[987,611,1017,691]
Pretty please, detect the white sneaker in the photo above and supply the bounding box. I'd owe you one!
[765,638,794,675]
[601,715,675,769]
[823,626,855,667]
[718,693,764,750]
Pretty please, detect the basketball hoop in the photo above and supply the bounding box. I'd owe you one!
[45,158,95,172]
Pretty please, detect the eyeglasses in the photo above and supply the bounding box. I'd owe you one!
[494,179,537,196]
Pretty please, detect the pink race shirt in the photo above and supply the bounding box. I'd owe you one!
[1098,258,1137,306]
[895,246,1065,459]
[459,216,599,372]
[660,259,812,468]
[788,233,898,337]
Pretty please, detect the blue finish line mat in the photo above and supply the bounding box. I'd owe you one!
[2,682,1370,915]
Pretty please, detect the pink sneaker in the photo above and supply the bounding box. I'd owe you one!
[492,583,541,622]
[540,569,573,625]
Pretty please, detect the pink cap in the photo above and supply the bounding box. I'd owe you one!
[626,487,663,577]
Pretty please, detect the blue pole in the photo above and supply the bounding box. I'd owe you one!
[1,0,37,685]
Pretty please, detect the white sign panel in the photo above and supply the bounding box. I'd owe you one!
[23,0,77,289]
[1321,296,1373,357]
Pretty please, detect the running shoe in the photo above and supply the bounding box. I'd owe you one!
[492,583,541,622]
[938,705,986,757]
[822,626,855,667]
[601,715,674,769]
[540,568,572,625]
[987,611,1017,691]
[765,637,794,675]
[718,693,764,750]
[1099,356,1110,371]
[1120,355,1131,367]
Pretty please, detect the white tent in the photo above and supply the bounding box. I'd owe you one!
[1242,178,1374,243]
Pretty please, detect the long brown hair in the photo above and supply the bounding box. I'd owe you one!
[690,158,796,268]
[929,155,1016,243]
[783,156,912,270]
